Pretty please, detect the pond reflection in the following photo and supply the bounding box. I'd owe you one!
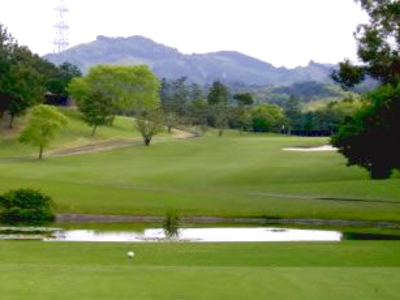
[44,227,342,242]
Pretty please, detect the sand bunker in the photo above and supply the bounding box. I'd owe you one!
[283,145,337,152]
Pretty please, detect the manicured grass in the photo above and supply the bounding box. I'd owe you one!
[1,131,400,220]
[0,241,399,299]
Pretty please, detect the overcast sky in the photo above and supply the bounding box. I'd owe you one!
[0,0,368,68]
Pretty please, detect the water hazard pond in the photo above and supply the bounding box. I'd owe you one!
[38,227,342,242]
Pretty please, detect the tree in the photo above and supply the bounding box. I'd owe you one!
[186,99,209,135]
[207,81,229,106]
[210,104,229,136]
[164,112,179,133]
[332,0,400,87]
[207,81,229,136]
[1,24,57,127]
[78,89,114,136]
[232,93,254,133]
[135,109,164,146]
[331,0,400,179]
[19,105,68,159]
[69,65,160,119]
[0,188,55,225]
[252,104,285,132]
[332,85,400,179]
[283,95,303,133]
[45,62,82,105]
[313,98,362,134]
[233,92,254,106]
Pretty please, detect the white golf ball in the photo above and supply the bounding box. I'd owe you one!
[127,251,135,258]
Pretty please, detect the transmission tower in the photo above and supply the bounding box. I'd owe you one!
[53,0,69,53]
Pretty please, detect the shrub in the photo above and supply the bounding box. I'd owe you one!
[162,210,181,238]
[0,188,55,225]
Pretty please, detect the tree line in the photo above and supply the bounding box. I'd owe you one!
[0,24,81,127]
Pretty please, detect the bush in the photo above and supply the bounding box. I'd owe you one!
[0,189,55,225]
[162,210,181,238]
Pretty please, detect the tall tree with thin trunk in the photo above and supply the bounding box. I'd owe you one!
[207,81,229,136]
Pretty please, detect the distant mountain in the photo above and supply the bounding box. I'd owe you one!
[44,35,335,87]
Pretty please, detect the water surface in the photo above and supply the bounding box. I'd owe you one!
[45,227,342,242]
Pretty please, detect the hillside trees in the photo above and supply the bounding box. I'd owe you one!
[18,105,68,159]
[331,0,400,179]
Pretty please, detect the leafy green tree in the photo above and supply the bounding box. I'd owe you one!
[19,105,68,159]
[45,62,82,103]
[78,89,114,136]
[69,65,160,118]
[332,85,400,179]
[186,99,209,135]
[252,104,285,132]
[330,0,400,179]
[135,109,165,146]
[207,81,229,136]
[0,188,55,225]
[169,77,189,115]
[232,93,254,133]
[0,24,58,127]
[233,92,254,106]
[207,81,229,106]
[332,0,400,87]
[320,99,362,132]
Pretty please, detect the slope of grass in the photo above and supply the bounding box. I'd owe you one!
[0,241,399,299]
[0,131,399,220]
[0,107,142,157]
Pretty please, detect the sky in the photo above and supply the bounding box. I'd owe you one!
[0,0,368,68]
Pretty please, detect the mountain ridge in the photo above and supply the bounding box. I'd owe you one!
[44,35,335,86]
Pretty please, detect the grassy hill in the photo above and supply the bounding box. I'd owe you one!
[0,107,162,158]
[1,127,399,221]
